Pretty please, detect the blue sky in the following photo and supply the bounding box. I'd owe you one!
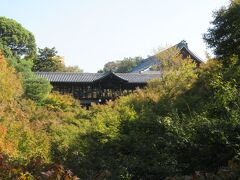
[1,0,230,72]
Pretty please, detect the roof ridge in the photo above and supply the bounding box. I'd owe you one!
[35,72,104,75]
[34,72,161,83]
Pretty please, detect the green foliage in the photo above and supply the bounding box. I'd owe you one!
[100,56,144,73]
[33,47,63,72]
[6,50,52,103]
[49,53,197,179]
[5,121,51,162]
[0,16,36,60]
[8,58,33,74]
[204,1,240,64]
[63,65,83,72]
[0,52,51,165]
[0,154,79,179]
[0,5,240,179]
[23,76,52,102]
[0,42,13,58]
[0,52,22,103]
[1,51,239,179]
[54,51,239,179]
[0,51,82,178]
[44,91,81,112]
[7,56,52,103]
[0,17,55,103]
[166,158,240,179]
[33,47,82,72]
[191,59,239,117]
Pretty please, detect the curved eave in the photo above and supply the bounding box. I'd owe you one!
[180,46,204,63]
[92,72,129,83]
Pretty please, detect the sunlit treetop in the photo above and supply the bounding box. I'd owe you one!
[0,16,36,60]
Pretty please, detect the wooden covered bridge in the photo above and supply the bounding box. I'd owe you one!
[35,71,161,105]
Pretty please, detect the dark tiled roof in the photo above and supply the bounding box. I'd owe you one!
[35,72,103,83]
[131,56,160,73]
[131,40,203,73]
[116,73,161,83]
[35,72,161,84]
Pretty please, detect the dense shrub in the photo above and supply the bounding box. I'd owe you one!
[0,52,22,103]
[23,76,52,102]
[44,91,81,112]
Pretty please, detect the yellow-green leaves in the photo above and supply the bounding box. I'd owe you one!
[148,50,198,101]
[0,51,22,103]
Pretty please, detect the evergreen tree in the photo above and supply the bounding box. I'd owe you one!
[204,0,240,64]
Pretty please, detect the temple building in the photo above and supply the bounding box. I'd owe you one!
[131,40,203,72]
[35,40,202,106]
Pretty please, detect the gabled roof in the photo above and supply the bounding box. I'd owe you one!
[176,40,203,63]
[131,40,203,73]
[92,72,129,83]
[35,72,161,84]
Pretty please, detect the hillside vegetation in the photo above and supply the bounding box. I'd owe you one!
[0,1,240,179]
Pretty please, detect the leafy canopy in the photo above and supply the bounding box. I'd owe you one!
[33,47,83,72]
[0,16,36,59]
[204,0,240,63]
[32,47,63,72]
[99,56,144,73]
[23,76,52,102]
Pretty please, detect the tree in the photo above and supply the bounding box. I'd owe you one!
[100,57,144,73]
[101,61,118,72]
[203,1,240,62]
[32,47,63,72]
[203,0,240,95]
[117,57,143,73]
[33,47,82,72]
[0,17,36,59]
[63,65,83,73]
